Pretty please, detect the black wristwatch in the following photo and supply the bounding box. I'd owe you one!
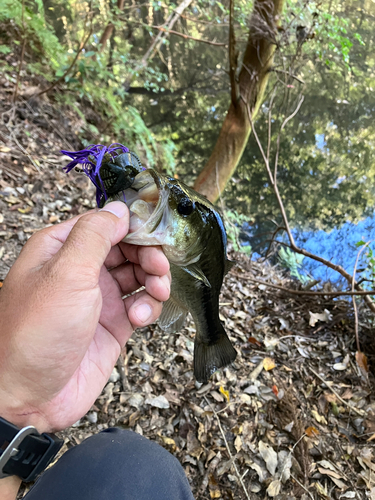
[0,417,63,482]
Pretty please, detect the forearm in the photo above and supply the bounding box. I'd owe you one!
[0,475,21,500]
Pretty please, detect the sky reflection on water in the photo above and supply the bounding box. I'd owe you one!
[245,213,375,286]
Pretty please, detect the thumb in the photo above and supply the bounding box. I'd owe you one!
[54,201,129,275]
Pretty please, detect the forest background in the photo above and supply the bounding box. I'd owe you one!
[1,0,375,276]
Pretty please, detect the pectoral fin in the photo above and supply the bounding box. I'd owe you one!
[158,296,188,334]
[181,264,211,288]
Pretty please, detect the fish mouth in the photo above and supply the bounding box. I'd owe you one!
[118,169,172,246]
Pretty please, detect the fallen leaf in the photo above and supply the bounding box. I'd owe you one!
[314,481,330,499]
[161,436,176,452]
[305,426,320,437]
[211,391,224,402]
[248,336,262,346]
[324,393,337,403]
[127,393,144,409]
[309,309,332,326]
[278,317,289,330]
[318,467,345,481]
[267,479,281,497]
[145,395,170,409]
[356,351,368,372]
[272,385,279,396]
[234,435,242,453]
[278,450,292,483]
[186,430,203,459]
[219,386,230,402]
[311,409,327,424]
[208,473,221,499]
[263,357,276,371]
[249,360,264,380]
[259,441,278,475]
[249,461,267,483]
[18,206,32,214]
[330,476,346,489]
[333,354,350,371]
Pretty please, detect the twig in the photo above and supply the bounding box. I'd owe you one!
[3,123,40,172]
[33,29,93,98]
[308,366,366,417]
[140,0,193,65]
[132,21,227,47]
[290,474,314,500]
[351,241,371,351]
[13,0,26,104]
[204,396,251,500]
[270,68,305,85]
[230,271,375,296]
[264,225,286,258]
[274,96,304,180]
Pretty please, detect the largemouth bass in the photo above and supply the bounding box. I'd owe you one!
[63,146,237,382]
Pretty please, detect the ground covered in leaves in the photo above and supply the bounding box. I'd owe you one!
[1,76,375,500]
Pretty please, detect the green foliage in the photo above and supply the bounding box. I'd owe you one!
[224,210,252,254]
[355,240,375,291]
[0,0,66,75]
[278,247,308,284]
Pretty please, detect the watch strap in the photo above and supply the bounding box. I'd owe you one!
[0,417,64,482]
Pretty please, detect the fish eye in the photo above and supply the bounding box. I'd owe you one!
[177,198,195,216]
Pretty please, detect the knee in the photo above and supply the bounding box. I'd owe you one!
[25,428,193,500]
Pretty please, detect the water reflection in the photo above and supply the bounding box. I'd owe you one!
[243,214,375,286]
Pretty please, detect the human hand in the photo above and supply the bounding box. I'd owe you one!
[0,201,170,434]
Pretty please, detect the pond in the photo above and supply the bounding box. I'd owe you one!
[242,214,375,288]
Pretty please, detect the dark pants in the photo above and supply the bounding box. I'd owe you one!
[24,428,195,500]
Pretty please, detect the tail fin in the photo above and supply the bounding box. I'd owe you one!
[194,325,237,383]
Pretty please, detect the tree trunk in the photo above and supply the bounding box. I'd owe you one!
[193,0,284,202]
[98,0,126,52]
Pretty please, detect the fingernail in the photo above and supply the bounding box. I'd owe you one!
[100,201,127,218]
[134,303,152,323]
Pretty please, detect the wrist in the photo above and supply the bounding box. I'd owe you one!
[0,397,50,435]
[0,475,21,500]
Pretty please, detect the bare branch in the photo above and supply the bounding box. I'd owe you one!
[270,68,305,85]
[132,21,227,47]
[274,95,304,185]
[229,0,240,105]
[141,0,194,65]
[33,29,93,98]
